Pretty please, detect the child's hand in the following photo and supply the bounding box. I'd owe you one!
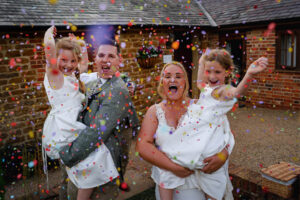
[47,26,57,37]
[69,33,86,48]
[68,33,76,40]
[52,26,57,37]
[247,57,268,77]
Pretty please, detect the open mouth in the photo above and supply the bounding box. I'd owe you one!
[169,85,178,93]
[102,66,111,73]
[209,80,219,85]
[62,67,73,73]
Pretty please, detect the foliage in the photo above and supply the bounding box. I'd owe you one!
[137,45,162,59]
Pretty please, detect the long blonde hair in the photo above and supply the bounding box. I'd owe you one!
[157,61,189,99]
[56,37,86,93]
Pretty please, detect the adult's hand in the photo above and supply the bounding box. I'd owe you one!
[171,164,194,178]
[200,149,228,174]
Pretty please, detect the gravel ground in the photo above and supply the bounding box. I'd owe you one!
[228,106,300,173]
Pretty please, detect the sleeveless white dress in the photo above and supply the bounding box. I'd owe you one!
[42,74,118,189]
[152,86,236,200]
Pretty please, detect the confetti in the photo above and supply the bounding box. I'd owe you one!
[171,41,179,50]
[48,0,58,5]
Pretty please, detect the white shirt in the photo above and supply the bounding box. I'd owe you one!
[80,72,107,86]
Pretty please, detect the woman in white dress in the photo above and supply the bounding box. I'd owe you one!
[136,61,232,200]
[42,26,118,200]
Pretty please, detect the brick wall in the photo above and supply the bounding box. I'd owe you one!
[0,30,47,147]
[245,29,300,110]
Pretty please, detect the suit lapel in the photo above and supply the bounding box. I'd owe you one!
[83,77,117,110]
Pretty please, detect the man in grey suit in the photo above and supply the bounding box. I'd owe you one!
[59,40,139,200]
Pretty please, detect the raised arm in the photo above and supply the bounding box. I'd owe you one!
[220,57,268,100]
[136,105,193,178]
[44,26,58,74]
[197,52,207,91]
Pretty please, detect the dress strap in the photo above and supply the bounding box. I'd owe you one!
[155,104,166,124]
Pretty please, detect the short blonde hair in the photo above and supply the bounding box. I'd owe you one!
[157,61,189,99]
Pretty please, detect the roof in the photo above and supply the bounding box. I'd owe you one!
[1,0,299,28]
[0,0,210,27]
[201,0,300,26]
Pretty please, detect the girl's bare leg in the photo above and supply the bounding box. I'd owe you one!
[205,193,216,200]
[159,186,173,200]
[77,188,94,200]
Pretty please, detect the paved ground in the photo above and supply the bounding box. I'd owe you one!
[229,106,299,173]
[4,106,300,199]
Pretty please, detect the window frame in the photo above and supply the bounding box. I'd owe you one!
[276,29,300,71]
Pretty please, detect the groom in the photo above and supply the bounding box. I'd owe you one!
[59,39,139,200]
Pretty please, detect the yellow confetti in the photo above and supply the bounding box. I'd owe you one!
[71,25,77,32]
[292,157,299,162]
[217,152,226,162]
[116,178,120,186]
[28,131,34,138]
[48,0,58,5]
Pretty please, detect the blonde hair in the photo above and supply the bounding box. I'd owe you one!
[56,37,86,93]
[203,49,234,84]
[157,61,189,99]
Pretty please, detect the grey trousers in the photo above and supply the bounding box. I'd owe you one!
[60,163,119,200]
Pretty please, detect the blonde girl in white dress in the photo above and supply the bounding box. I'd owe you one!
[42,26,118,200]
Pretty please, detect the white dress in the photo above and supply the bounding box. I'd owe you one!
[151,86,236,200]
[42,74,118,189]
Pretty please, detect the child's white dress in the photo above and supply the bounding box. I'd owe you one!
[151,86,236,200]
[42,74,118,189]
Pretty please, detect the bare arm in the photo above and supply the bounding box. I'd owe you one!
[44,26,59,74]
[44,26,64,89]
[219,57,268,100]
[135,105,193,178]
[197,52,207,91]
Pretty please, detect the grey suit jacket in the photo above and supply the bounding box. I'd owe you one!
[59,76,139,175]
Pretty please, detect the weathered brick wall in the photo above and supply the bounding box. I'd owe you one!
[245,29,300,110]
[0,31,48,147]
